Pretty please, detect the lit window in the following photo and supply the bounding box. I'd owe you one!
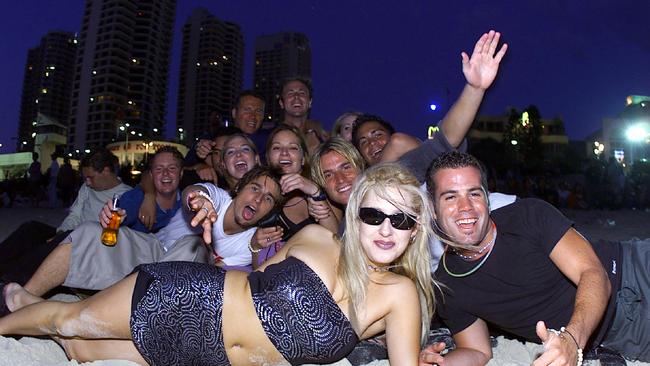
[89,97,94,102]
[92,70,97,75]
[41,88,48,94]
[132,58,137,63]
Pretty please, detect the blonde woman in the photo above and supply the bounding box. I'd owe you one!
[0,163,435,365]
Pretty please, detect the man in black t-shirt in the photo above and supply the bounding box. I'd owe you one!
[419,152,650,365]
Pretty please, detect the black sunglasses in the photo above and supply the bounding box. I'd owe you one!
[358,207,417,230]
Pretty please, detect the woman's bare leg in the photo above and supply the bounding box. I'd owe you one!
[0,274,137,339]
[59,338,148,365]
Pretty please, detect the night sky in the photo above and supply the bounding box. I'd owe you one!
[1,0,649,152]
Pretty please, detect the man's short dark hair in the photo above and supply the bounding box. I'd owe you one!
[279,76,313,99]
[233,165,286,209]
[150,146,184,168]
[425,151,489,200]
[351,114,395,149]
[80,148,119,174]
[234,90,266,109]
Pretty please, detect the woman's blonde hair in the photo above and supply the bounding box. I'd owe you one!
[338,163,436,345]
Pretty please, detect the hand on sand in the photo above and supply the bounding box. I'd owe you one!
[419,342,446,365]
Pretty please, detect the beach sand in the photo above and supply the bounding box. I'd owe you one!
[1,207,649,365]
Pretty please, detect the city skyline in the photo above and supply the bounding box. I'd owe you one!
[1,1,649,152]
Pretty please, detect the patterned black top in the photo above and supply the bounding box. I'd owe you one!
[249,256,359,365]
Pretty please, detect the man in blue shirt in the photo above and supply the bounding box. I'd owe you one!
[13,147,185,298]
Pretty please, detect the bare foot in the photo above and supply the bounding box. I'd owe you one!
[4,283,42,312]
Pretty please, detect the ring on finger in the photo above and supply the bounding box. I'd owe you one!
[266,237,270,243]
[201,207,209,214]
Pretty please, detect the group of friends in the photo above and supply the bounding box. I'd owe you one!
[0,30,649,366]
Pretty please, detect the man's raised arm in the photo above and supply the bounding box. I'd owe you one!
[440,30,508,147]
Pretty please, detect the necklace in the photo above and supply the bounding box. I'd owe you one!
[367,264,401,272]
[453,222,497,260]
[442,225,497,278]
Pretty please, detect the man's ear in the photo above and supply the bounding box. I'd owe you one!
[231,107,237,120]
[278,97,285,110]
[254,155,260,165]
[430,200,438,220]
[308,99,312,108]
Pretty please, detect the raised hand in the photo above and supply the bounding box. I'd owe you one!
[279,173,320,196]
[187,190,218,244]
[462,30,508,91]
[307,198,331,221]
[195,139,215,160]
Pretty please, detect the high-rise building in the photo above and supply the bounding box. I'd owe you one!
[177,8,244,142]
[253,32,311,122]
[17,31,77,151]
[69,0,176,150]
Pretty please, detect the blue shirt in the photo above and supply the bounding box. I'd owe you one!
[118,186,181,234]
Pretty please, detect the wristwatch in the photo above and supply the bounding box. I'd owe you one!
[310,190,328,201]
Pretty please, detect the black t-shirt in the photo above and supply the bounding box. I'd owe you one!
[434,198,620,348]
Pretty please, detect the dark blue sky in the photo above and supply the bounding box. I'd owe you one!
[1,0,649,152]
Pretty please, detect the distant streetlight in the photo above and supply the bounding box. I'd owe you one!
[625,122,650,163]
[429,103,438,111]
[626,123,649,142]
[178,127,185,143]
[510,140,518,146]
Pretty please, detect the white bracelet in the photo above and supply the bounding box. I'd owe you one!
[248,240,262,253]
[547,328,583,366]
[187,189,215,212]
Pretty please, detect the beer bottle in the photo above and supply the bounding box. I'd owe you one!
[101,194,121,246]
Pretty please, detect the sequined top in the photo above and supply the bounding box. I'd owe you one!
[248,256,359,365]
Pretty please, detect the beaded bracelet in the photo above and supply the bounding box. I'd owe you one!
[248,240,263,253]
[547,327,583,366]
[561,327,583,366]
[187,189,215,212]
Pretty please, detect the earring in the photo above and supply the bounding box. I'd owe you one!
[409,235,416,244]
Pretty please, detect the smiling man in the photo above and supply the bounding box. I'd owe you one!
[278,77,328,153]
[418,151,648,366]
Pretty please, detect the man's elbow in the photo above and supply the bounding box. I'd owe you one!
[446,346,492,366]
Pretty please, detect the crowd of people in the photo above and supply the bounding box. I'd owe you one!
[1,29,649,366]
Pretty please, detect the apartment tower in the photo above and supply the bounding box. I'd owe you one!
[17,31,77,151]
[253,32,311,122]
[69,0,176,150]
[176,8,244,142]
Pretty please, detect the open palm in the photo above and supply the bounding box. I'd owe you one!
[462,30,508,90]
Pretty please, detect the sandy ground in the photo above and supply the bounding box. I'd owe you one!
[1,206,649,365]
